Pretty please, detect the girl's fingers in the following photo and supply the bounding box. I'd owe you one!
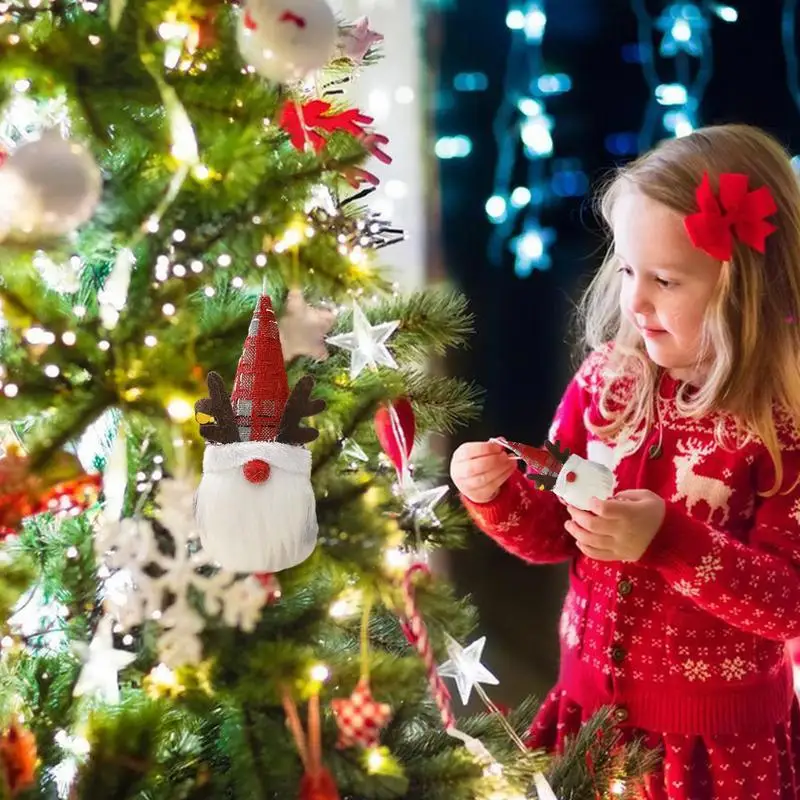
[564,520,615,547]
[575,541,617,561]
[462,461,516,494]
[456,441,505,460]
[566,505,613,535]
[452,454,515,481]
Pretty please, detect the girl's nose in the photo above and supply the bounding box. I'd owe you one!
[629,283,653,314]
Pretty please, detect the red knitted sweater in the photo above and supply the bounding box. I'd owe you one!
[462,346,800,736]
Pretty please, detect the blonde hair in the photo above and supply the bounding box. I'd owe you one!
[577,124,800,496]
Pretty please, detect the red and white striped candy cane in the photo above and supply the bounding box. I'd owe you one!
[399,562,456,730]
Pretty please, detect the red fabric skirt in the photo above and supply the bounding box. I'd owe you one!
[529,688,800,799]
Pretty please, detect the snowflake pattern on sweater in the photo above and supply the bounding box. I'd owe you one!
[462,345,800,742]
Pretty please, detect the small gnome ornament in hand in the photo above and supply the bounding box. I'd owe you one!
[194,295,326,573]
[492,436,614,511]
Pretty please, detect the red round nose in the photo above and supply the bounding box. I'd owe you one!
[243,459,271,484]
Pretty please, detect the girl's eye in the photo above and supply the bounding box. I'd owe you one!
[616,266,676,288]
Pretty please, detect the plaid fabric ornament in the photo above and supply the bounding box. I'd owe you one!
[331,677,392,748]
[231,295,291,443]
[490,436,569,490]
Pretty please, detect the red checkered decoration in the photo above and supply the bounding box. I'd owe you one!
[331,677,392,749]
[231,294,290,442]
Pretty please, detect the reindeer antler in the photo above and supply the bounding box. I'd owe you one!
[544,439,571,465]
[276,375,326,446]
[531,474,558,491]
[195,372,241,444]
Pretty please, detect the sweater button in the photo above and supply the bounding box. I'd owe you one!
[618,579,633,597]
[648,442,662,459]
[611,645,626,663]
[613,706,629,723]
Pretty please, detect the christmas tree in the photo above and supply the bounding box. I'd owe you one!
[0,2,656,798]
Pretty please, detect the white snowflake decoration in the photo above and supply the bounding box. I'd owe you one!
[682,658,711,682]
[695,552,723,584]
[720,656,752,681]
[95,477,270,668]
[672,579,700,598]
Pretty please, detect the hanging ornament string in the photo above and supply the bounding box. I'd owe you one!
[294,99,315,154]
[387,402,413,490]
[308,689,322,777]
[473,679,527,753]
[360,589,374,681]
[280,687,311,770]
[281,685,341,799]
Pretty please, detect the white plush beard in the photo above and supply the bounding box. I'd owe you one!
[195,441,318,573]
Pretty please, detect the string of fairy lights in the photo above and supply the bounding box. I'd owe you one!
[782,0,800,173]
[630,1,737,152]
[458,1,742,280]
[484,1,572,278]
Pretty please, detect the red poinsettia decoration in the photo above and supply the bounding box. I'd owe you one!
[684,172,778,261]
[279,99,391,165]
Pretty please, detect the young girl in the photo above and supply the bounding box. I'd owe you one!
[451,124,800,800]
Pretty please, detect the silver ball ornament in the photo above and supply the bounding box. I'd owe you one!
[0,131,102,240]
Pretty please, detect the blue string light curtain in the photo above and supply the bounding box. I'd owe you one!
[484,2,579,278]
[630,1,737,151]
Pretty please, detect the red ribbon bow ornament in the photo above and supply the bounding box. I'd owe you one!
[683,172,778,261]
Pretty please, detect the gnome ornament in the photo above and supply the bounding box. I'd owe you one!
[194,295,326,573]
[491,436,613,511]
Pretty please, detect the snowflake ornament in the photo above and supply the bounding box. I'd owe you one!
[95,478,270,668]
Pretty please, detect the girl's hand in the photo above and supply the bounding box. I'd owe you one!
[563,489,666,562]
[450,441,518,504]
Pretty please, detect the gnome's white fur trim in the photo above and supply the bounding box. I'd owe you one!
[553,454,614,511]
[195,441,318,573]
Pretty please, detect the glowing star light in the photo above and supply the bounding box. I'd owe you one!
[438,634,499,705]
[73,615,136,703]
[326,301,399,379]
[404,483,449,528]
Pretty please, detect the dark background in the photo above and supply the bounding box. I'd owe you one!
[429,0,800,705]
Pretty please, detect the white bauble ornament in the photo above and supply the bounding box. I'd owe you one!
[0,131,102,240]
[237,0,337,83]
[553,454,614,511]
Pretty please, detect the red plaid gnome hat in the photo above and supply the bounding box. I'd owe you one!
[231,295,291,442]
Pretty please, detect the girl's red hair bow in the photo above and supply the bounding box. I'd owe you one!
[683,172,778,261]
